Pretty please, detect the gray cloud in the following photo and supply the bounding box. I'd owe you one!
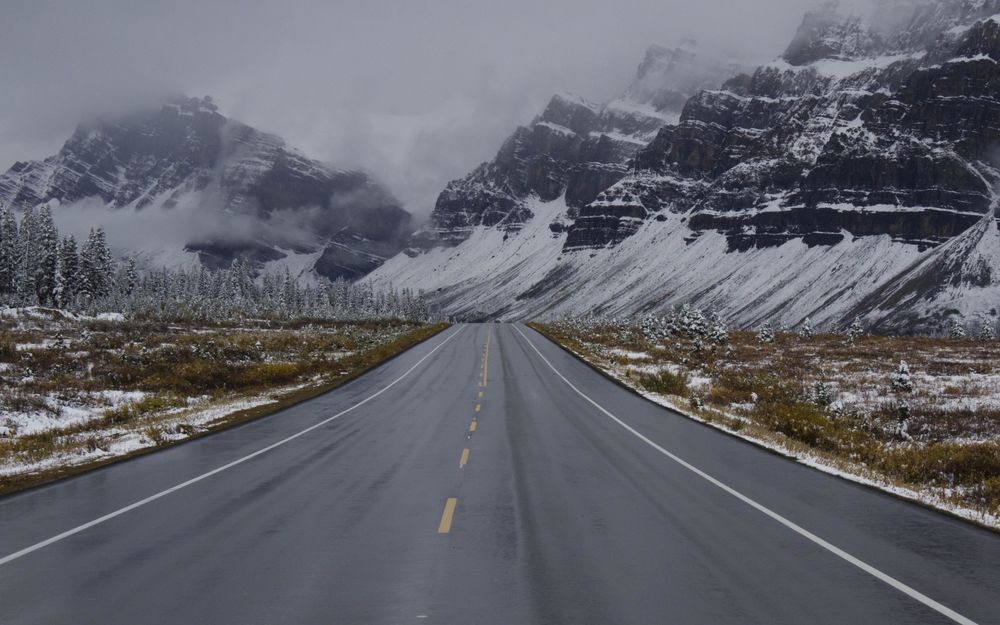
[0,0,826,216]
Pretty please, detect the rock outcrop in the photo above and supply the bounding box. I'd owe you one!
[569,0,1000,252]
[416,42,743,248]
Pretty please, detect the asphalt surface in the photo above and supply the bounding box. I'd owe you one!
[0,323,998,624]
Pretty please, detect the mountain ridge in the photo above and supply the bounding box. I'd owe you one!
[371,0,1000,333]
[0,96,413,280]
[410,41,745,250]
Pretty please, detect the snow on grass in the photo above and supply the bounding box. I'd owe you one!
[0,388,291,479]
[0,316,435,486]
[536,320,1000,530]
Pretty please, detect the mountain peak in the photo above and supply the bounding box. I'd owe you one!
[0,96,412,280]
[622,40,745,112]
[163,95,221,116]
[782,0,1000,65]
[782,2,874,65]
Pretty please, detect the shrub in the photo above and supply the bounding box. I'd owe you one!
[970,476,1000,511]
[880,443,1000,487]
[757,401,838,450]
[813,381,832,407]
[143,425,167,445]
[142,359,231,393]
[232,362,301,389]
[0,334,17,361]
[637,369,690,397]
[103,394,184,425]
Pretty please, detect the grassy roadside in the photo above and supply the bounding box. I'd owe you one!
[529,321,1000,530]
[0,319,449,495]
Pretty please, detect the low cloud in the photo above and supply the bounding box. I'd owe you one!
[1,0,834,216]
[47,194,323,263]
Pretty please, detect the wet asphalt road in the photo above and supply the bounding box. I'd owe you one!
[0,323,998,624]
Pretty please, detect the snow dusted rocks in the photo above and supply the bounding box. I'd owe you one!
[0,96,412,280]
[583,0,1000,253]
[411,42,743,250]
[373,1,1000,333]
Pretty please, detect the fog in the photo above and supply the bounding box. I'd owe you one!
[1,0,825,216]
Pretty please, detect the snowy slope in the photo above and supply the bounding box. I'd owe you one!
[370,194,965,331]
[374,1,1000,332]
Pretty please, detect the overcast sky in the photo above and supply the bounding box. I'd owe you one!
[0,0,819,216]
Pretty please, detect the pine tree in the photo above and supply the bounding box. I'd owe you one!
[948,318,967,339]
[16,207,39,304]
[0,207,16,296]
[707,311,728,345]
[93,228,113,295]
[34,206,59,305]
[57,236,80,308]
[980,322,997,342]
[799,318,814,339]
[122,257,138,296]
[79,228,113,300]
[78,229,99,300]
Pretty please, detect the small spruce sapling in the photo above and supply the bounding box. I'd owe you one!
[813,381,832,407]
[978,322,996,342]
[799,318,814,339]
[949,318,967,339]
[895,400,912,439]
[847,318,864,344]
[890,360,914,393]
[707,312,729,345]
[757,322,775,344]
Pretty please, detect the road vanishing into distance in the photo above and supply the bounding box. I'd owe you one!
[1,323,999,624]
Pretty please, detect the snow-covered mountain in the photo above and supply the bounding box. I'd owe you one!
[372,1,1000,333]
[412,41,744,248]
[0,97,412,280]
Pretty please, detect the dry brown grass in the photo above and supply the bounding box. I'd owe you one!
[0,318,448,493]
[534,321,1000,519]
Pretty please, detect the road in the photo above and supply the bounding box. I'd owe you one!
[0,323,998,624]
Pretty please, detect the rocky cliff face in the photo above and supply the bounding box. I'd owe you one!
[417,42,743,247]
[568,0,1000,252]
[371,1,1000,333]
[0,97,412,280]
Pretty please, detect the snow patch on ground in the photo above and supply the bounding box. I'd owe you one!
[569,347,1000,531]
[0,385,302,479]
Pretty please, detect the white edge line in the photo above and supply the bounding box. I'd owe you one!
[513,324,977,625]
[0,325,465,567]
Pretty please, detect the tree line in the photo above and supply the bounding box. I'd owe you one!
[0,206,431,322]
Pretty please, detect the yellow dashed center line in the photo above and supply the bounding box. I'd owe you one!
[440,330,492,534]
[480,329,491,387]
[438,498,458,533]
